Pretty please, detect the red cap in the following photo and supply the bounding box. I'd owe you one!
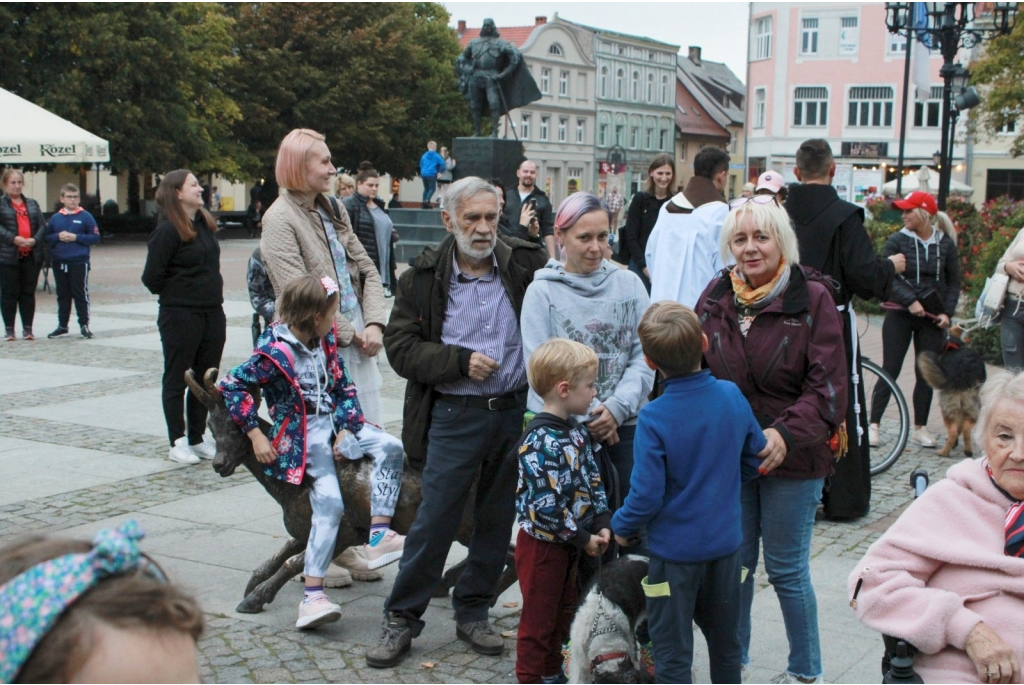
[893,191,937,215]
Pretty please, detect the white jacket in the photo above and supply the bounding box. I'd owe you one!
[645,194,728,309]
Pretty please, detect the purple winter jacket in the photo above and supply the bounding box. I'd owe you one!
[696,265,848,480]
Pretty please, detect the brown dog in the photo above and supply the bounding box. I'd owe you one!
[916,327,987,458]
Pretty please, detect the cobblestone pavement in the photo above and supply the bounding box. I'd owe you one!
[0,238,980,683]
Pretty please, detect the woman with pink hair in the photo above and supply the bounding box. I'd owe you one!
[520,192,654,576]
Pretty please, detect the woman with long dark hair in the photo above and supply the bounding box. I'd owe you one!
[342,162,396,294]
[620,153,675,293]
[142,170,225,465]
[0,169,46,341]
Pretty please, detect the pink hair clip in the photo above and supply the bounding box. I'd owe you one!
[321,276,339,296]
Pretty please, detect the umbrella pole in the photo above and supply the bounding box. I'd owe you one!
[896,29,913,197]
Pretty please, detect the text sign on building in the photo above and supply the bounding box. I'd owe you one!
[841,142,888,158]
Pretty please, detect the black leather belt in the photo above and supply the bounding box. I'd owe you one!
[438,388,527,411]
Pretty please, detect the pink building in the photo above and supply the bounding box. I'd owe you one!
[745,2,967,205]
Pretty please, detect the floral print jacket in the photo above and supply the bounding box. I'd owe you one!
[219,323,364,485]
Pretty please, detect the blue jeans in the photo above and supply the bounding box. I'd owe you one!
[1001,294,1024,372]
[421,176,437,204]
[738,476,824,680]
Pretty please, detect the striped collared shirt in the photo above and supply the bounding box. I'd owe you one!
[436,253,527,396]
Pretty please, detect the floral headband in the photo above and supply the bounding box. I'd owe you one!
[0,520,163,682]
[321,276,339,296]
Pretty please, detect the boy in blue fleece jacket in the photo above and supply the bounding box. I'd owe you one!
[44,184,100,339]
[612,302,768,684]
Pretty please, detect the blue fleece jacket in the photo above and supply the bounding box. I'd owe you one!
[419,150,445,178]
[611,370,767,563]
[45,209,99,264]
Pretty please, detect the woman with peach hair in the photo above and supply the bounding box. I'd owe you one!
[259,128,390,583]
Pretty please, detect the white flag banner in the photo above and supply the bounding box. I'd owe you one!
[911,3,933,101]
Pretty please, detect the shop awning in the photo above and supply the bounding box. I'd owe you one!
[0,88,110,164]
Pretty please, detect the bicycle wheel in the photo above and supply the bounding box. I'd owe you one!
[861,358,910,477]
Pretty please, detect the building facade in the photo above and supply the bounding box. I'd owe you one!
[676,46,746,198]
[458,16,597,208]
[746,2,968,206]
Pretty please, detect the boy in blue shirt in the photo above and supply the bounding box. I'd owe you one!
[612,302,768,684]
[45,184,100,339]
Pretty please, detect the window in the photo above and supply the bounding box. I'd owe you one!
[599,123,608,146]
[754,88,766,129]
[646,128,654,149]
[848,86,894,127]
[559,70,569,97]
[615,124,624,146]
[631,126,639,149]
[548,43,563,56]
[793,86,828,127]
[659,128,669,150]
[600,67,608,97]
[576,118,586,144]
[1000,119,1017,134]
[558,117,567,142]
[801,18,819,54]
[840,16,859,55]
[913,86,942,128]
[616,69,624,99]
[647,74,654,103]
[631,71,639,101]
[520,114,531,140]
[987,169,1024,201]
[755,16,772,60]
[540,116,550,141]
[661,75,669,105]
[888,33,907,54]
[541,68,550,94]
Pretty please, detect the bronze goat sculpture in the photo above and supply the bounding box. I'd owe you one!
[185,368,517,614]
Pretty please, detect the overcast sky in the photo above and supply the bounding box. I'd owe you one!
[442,1,751,82]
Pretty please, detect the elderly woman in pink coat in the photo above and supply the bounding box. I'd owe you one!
[849,369,1024,684]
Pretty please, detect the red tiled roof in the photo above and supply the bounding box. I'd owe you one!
[458,26,538,48]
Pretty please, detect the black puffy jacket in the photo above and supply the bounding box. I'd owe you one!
[883,228,961,317]
[0,195,46,266]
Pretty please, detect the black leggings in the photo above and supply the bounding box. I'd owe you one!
[870,309,946,427]
[0,257,41,332]
[158,307,226,446]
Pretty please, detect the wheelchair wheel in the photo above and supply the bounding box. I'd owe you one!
[862,358,910,477]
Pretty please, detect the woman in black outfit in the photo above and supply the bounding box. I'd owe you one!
[869,191,960,450]
[341,162,397,295]
[0,169,46,341]
[621,153,675,293]
[142,170,226,465]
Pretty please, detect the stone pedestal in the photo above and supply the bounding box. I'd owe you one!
[451,137,524,193]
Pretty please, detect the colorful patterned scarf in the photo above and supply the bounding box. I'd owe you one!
[987,465,1024,558]
[730,258,789,307]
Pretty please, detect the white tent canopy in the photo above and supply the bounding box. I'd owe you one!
[882,166,974,197]
[0,88,110,164]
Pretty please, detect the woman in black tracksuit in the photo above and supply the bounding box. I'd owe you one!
[869,191,960,449]
[142,169,226,465]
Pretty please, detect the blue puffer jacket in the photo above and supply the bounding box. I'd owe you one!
[419,150,445,178]
[45,208,100,264]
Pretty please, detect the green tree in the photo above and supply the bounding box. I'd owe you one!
[0,3,254,186]
[970,16,1024,156]
[224,2,472,180]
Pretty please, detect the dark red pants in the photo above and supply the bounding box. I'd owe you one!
[514,529,579,683]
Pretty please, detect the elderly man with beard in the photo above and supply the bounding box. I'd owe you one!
[367,177,547,668]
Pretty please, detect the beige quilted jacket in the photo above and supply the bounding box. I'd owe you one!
[260,190,386,346]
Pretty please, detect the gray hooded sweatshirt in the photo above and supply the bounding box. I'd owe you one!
[521,259,654,425]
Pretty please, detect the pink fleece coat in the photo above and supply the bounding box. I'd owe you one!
[848,459,1024,683]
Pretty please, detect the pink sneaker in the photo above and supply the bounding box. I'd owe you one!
[296,594,341,630]
[364,530,405,570]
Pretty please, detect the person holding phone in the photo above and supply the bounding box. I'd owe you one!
[502,160,555,257]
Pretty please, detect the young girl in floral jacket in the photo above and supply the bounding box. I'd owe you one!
[219,274,405,631]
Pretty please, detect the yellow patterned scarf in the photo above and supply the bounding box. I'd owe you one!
[730,259,788,306]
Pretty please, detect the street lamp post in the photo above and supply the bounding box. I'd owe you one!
[885,2,1017,209]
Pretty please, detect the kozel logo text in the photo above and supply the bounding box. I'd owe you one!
[39,144,76,157]
[0,145,22,156]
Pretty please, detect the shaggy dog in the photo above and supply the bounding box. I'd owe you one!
[568,555,651,684]
[916,328,987,458]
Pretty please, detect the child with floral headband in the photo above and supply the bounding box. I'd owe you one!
[0,520,204,683]
[219,274,406,630]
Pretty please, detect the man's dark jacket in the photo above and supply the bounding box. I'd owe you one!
[501,186,554,243]
[383,233,547,469]
[785,184,895,305]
